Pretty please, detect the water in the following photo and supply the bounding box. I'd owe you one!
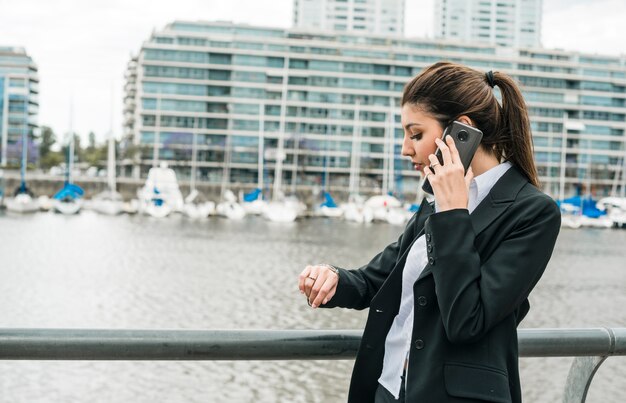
[0,211,624,402]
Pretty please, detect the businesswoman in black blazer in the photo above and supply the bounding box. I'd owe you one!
[298,62,561,403]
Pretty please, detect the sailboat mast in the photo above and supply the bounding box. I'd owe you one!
[273,60,289,202]
[220,105,232,199]
[290,134,299,195]
[190,116,198,192]
[20,101,27,190]
[153,94,161,168]
[67,98,74,184]
[323,122,331,193]
[388,102,396,195]
[349,100,361,198]
[107,84,116,192]
[258,102,265,191]
[558,112,568,201]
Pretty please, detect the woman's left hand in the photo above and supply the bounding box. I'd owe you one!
[423,136,474,212]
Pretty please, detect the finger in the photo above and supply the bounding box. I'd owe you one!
[322,286,337,305]
[298,265,312,294]
[311,275,338,308]
[445,135,460,165]
[423,166,433,181]
[436,137,453,166]
[427,154,441,171]
[304,266,320,298]
[308,273,325,307]
[465,166,474,189]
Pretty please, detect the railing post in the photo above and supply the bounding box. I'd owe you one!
[562,355,607,403]
[562,327,616,403]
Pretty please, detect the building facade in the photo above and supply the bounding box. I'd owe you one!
[293,0,405,36]
[434,0,542,49]
[122,21,626,200]
[0,47,39,167]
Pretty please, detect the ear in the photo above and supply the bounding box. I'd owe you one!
[457,115,475,127]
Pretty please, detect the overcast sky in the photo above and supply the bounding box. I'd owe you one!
[1,0,625,144]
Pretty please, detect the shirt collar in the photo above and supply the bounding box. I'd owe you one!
[431,161,513,213]
[471,161,513,209]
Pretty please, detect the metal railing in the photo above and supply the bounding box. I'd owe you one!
[1,327,624,402]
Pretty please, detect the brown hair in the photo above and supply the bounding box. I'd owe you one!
[401,62,539,187]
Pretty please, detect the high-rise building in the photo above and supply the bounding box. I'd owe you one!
[434,0,542,48]
[0,47,39,167]
[293,0,405,35]
[122,21,626,200]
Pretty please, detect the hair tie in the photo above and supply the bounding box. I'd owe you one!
[485,71,495,88]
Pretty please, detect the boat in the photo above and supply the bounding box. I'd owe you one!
[216,189,246,220]
[314,124,343,219]
[558,195,612,229]
[362,106,408,226]
[137,163,184,218]
[53,104,84,215]
[241,188,267,215]
[216,115,246,220]
[6,188,39,213]
[92,88,124,215]
[6,109,39,213]
[596,197,626,228]
[183,117,215,219]
[316,191,343,218]
[91,190,124,216]
[183,189,215,219]
[242,105,269,215]
[53,182,84,215]
[263,77,301,223]
[339,101,375,223]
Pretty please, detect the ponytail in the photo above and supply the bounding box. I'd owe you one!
[492,73,539,187]
[402,62,540,187]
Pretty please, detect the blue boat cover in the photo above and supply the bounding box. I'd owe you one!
[320,191,338,208]
[557,195,606,218]
[243,188,262,202]
[53,183,84,200]
[408,203,420,213]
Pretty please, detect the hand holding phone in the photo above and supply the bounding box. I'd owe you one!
[422,121,483,194]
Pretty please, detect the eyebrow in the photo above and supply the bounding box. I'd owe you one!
[404,122,422,130]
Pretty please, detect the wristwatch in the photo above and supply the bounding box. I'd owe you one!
[320,263,339,277]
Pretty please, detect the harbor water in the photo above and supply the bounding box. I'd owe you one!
[0,211,624,402]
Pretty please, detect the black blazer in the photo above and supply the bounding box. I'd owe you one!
[324,167,561,403]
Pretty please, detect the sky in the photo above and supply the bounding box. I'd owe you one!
[1,0,625,144]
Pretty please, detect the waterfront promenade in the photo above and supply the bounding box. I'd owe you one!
[0,212,624,401]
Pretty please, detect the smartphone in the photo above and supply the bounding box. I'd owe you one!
[422,121,483,194]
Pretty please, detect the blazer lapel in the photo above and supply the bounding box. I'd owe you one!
[371,197,435,308]
[469,166,528,236]
[414,197,434,235]
[416,166,529,281]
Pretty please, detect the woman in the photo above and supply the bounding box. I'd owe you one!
[298,62,561,403]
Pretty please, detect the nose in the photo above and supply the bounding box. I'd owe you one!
[401,135,414,157]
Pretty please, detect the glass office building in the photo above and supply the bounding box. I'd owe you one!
[0,47,39,167]
[434,0,543,48]
[122,21,626,199]
[293,0,405,36]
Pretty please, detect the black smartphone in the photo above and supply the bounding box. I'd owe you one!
[422,121,483,194]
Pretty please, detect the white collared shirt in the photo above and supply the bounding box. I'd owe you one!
[377,161,513,399]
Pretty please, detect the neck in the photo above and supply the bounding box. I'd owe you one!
[470,148,500,177]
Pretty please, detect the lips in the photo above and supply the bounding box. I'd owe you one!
[413,162,424,171]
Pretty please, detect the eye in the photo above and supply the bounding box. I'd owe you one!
[409,132,422,141]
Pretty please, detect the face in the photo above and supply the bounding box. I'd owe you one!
[400,104,445,173]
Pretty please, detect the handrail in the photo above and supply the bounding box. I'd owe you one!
[1,327,624,403]
[1,328,625,360]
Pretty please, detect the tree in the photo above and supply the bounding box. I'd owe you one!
[39,126,56,158]
[88,131,96,151]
